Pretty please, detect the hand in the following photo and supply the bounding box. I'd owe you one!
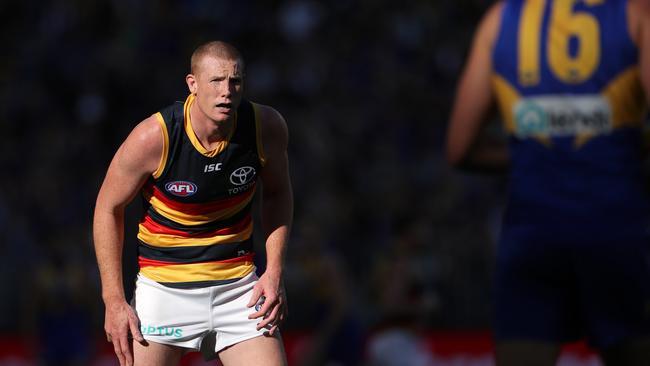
[246,271,288,336]
[104,299,145,366]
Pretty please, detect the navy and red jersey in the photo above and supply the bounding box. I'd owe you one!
[137,94,266,288]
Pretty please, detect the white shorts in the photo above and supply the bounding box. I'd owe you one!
[132,271,270,355]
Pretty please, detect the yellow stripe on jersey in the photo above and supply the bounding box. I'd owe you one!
[601,67,646,128]
[140,260,255,284]
[184,94,236,158]
[518,0,545,86]
[492,74,520,133]
[574,133,596,148]
[251,102,267,167]
[137,219,253,247]
[547,0,601,84]
[153,112,169,179]
[142,188,255,226]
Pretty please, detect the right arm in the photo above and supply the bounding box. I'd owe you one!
[93,115,163,366]
[446,2,508,172]
[628,0,650,104]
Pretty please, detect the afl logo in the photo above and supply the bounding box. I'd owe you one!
[165,181,197,197]
[230,166,256,186]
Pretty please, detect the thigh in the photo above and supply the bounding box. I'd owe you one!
[218,333,286,366]
[133,339,185,366]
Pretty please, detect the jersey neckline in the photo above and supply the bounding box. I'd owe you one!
[183,94,237,158]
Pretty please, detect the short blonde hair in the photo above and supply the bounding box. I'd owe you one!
[190,41,244,74]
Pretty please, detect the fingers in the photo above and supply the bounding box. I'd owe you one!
[256,300,280,330]
[120,334,134,366]
[252,294,288,335]
[107,329,134,366]
[262,303,287,336]
[272,300,288,334]
[128,312,145,343]
[105,303,140,366]
[268,321,281,336]
[110,336,123,365]
[246,286,263,308]
[110,331,130,366]
[246,277,288,336]
[248,294,274,320]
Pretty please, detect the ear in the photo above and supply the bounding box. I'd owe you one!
[186,74,197,94]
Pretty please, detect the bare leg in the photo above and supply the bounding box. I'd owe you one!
[495,341,560,366]
[219,334,287,366]
[133,339,186,366]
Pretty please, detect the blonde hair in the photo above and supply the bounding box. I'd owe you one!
[190,41,244,74]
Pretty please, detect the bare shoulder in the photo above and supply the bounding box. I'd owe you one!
[483,1,505,27]
[254,103,289,149]
[628,0,650,16]
[116,114,164,175]
[130,115,163,144]
[473,1,504,46]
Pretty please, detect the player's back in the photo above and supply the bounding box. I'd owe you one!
[492,0,648,236]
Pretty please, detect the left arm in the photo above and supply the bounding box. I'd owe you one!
[446,2,509,172]
[247,104,293,335]
[630,0,650,104]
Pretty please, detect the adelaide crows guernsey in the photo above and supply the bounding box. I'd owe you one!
[137,94,265,288]
[492,0,648,233]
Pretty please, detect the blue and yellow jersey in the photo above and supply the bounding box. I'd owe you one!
[492,0,648,230]
[137,94,266,288]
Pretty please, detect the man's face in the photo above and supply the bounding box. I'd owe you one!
[187,55,243,123]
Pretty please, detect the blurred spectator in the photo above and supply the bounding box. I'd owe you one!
[284,220,365,366]
[33,250,96,365]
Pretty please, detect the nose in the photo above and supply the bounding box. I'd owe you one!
[219,81,232,97]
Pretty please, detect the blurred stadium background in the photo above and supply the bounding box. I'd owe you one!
[0,0,605,365]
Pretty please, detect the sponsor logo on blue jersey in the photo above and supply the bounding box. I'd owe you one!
[514,95,612,137]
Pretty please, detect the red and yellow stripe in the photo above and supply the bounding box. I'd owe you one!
[139,254,255,284]
[137,216,253,247]
[141,184,255,226]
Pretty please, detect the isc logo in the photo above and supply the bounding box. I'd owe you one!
[204,163,223,173]
[165,181,197,197]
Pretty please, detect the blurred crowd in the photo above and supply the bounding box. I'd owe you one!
[0,0,506,364]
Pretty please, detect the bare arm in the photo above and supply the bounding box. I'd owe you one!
[446,2,508,172]
[247,104,293,335]
[259,106,293,278]
[629,0,650,104]
[93,115,162,365]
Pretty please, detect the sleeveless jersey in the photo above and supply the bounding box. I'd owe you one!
[137,94,266,288]
[491,0,648,232]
